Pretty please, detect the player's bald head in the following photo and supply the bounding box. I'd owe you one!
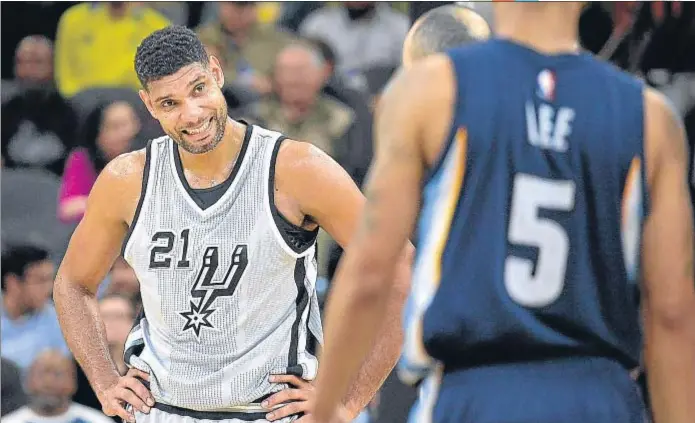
[403,5,491,67]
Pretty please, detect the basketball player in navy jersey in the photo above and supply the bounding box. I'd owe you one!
[313,3,695,423]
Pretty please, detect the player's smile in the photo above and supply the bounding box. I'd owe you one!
[181,116,214,142]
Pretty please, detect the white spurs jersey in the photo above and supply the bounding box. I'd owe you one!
[122,124,322,415]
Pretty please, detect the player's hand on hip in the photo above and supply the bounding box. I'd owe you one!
[99,368,154,423]
[263,374,351,423]
[263,374,313,421]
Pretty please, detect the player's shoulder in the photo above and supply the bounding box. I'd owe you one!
[381,53,455,121]
[642,85,688,188]
[644,86,686,150]
[275,139,334,179]
[100,148,148,184]
[390,53,455,98]
[644,86,686,146]
[100,135,169,181]
[644,86,681,123]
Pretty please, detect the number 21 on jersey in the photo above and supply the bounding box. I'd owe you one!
[505,173,576,308]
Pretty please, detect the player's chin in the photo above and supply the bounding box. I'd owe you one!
[180,138,214,155]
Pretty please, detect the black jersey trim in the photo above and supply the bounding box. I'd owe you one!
[171,121,253,211]
[268,137,318,255]
[287,257,310,376]
[123,307,146,365]
[151,402,267,421]
[121,139,153,256]
[306,301,319,357]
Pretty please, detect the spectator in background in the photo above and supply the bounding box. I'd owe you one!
[2,37,77,175]
[3,350,113,423]
[197,2,296,96]
[299,2,408,82]
[74,294,136,417]
[1,245,69,370]
[1,358,28,416]
[54,2,169,98]
[0,1,77,80]
[253,43,356,170]
[278,2,324,33]
[59,101,141,223]
[14,36,54,87]
[245,42,360,279]
[309,37,373,187]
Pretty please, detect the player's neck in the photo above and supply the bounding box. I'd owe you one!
[178,118,245,181]
[494,6,581,55]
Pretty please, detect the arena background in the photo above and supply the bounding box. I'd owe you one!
[1,2,694,422]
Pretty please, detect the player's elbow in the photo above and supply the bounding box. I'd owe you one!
[52,272,95,307]
[354,244,414,306]
[644,288,695,331]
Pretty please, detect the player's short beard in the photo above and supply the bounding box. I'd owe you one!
[173,106,227,155]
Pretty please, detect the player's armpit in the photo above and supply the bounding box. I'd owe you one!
[641,88,695,423]
[53,150,146,405]
[312,55,455,422]
[274,139,366,249]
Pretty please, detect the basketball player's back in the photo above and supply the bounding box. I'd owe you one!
[407,38,645,423]
[400,5,695,423]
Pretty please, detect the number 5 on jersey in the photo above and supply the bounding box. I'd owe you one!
[505,173,576,308]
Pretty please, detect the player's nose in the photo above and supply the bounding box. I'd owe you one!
[180,100,207,125]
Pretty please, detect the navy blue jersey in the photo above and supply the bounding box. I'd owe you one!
[400,39,647,388]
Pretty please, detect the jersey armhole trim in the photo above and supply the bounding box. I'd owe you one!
[122,140,153,257]
[266,136,318,257]
[423,51,464,184]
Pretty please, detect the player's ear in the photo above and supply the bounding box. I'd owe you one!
[138,89,157,119]
[208,56,225,89]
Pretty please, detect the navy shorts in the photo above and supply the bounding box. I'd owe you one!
[408,357,648,423]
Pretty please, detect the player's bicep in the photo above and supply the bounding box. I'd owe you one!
[641,89,695,321]
[283,142,365,249]
[56,165,132,294]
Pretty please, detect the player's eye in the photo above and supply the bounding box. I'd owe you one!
[194,83,205,93]
[161,100,174,108]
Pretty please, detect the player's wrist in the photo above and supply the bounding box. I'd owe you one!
[93,371,121,402]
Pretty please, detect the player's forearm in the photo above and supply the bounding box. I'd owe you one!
[314,248,410,421]
[340,256,410,417]
[54,274,120,400]
[644,303,695,423]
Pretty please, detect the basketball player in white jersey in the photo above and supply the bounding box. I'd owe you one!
[53,26,412,423]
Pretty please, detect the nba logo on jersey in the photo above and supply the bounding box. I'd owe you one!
[537,69,556,101]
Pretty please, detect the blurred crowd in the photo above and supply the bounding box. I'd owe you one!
[1,2,693,422]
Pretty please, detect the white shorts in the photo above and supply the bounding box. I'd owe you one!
[133,405,298,423]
